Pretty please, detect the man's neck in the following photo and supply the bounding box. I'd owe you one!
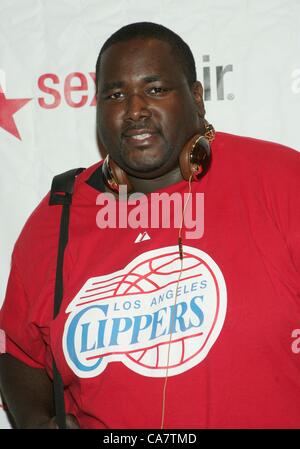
[127,166,183,194]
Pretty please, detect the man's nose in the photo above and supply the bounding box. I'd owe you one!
[124,94,151,122]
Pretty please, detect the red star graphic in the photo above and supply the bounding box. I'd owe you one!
[0,87,32,140]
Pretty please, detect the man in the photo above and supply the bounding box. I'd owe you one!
[0,22,300,429]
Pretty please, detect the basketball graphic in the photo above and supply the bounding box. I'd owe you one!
[63,246,227,378]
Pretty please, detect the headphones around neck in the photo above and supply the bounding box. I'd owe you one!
[102,123,215,193]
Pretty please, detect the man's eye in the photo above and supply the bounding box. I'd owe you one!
[106,92,124,100]
[148,87,169,95]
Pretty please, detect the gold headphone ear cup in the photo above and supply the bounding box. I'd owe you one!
[102,156,133,193]
[179,135,196,180]
[179,134,211,181]
[109,158,132,189]
[190,136,211,180]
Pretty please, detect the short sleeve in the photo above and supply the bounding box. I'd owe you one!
[269,145,300,278]
[286,153,300,276]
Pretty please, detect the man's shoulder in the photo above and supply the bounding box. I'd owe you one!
[13,160,103,260]
[215,131,299,155]
[214,131,300,173]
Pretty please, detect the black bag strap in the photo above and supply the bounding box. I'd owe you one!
[49,167,85,429]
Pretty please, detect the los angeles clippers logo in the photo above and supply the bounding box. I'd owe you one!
[63,246,227,378]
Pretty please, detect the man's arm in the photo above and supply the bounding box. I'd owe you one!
[0,353,56,428]
[0,354,79,429]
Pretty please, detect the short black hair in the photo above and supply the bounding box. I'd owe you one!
[95,22,197,92]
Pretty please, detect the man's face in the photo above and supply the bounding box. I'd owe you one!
[97,38,204,179]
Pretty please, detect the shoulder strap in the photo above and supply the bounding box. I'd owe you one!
[49,167,85,429]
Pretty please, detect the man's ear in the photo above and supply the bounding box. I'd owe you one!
[192,81,205,118]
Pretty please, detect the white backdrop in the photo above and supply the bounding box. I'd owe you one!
[0,0,299,429]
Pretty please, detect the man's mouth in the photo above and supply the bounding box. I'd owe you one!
[122,129,159,145]
[129,133,152,140]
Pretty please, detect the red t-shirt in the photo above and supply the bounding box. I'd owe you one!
[1,132,300,428]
